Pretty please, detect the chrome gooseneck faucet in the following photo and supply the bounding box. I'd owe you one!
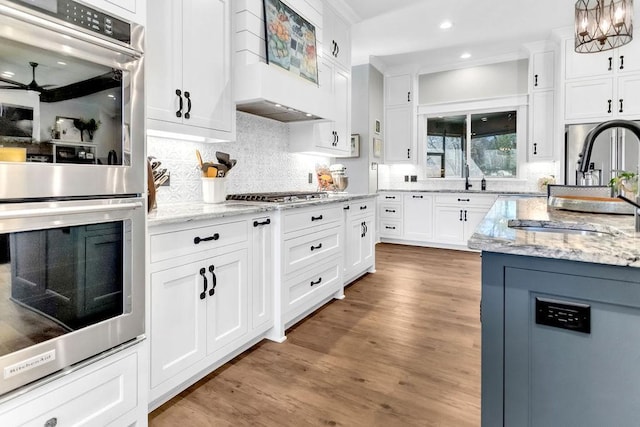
[578,119,640,231]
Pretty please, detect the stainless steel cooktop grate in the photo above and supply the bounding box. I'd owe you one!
[226,191,329,203]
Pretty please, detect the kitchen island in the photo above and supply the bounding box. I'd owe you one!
[469,196,640,427]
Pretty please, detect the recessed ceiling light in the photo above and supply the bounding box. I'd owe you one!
[108,94,116,98]
[305,113,312,117]
[2,71,14,76]
[439,20,453,30]
[274,104,282,107]
[481,117,488,122]
[460,52,471,59]
[57,61,67,66]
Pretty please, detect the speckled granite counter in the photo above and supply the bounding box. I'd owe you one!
[468,195,640,267]
[148,193,376,227]
[378,189,543,195]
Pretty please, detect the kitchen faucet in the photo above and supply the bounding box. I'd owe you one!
[578,119,640,231]
[464,163,472,190]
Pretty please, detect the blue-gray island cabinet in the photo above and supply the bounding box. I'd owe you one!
[469,196,640,427]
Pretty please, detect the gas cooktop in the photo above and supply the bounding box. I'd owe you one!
[226,191,329,203]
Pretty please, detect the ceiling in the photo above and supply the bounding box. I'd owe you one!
[334,0,575,71]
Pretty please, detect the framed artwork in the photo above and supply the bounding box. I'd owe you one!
[54,116,81,142]
[348,134,360,157]
[373,137,383,158]
[263,0,318,84]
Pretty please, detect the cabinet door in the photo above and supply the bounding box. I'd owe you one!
[617,74,640,118]
[145,0,183,124]
[385,74,412,106]
[333,67,351,153]
[324,6,351,71]
[532,51,554,90]
[182,0,233,132]
[251,218,273,331]
[150,260,206,388]
[564,38,612,80]
[385,105,414,163]
[463,207,489,242]
[345,217,364,274]
[402,194,433,241]
[360,216,375,269]
[207,249,249,358]
[615,44,640,74]
[529,90,555,160]
[433,206,464,244]
[564,79,613,121]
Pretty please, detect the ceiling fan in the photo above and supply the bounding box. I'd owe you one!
[0,62,55,92]
[0,61,122,103]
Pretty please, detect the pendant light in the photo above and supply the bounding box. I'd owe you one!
[575,0,634,53]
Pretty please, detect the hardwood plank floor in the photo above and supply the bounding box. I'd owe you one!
[149,243,481,426]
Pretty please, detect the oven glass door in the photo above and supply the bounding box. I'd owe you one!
[0,197,144,396]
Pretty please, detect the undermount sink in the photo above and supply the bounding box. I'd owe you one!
[507,219,618,236]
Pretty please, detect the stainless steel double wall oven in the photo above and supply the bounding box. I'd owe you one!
[0,0,145,397]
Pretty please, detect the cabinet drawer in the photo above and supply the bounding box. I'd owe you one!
[379,203,402,219]
[0,351,137,426]
[283,225,342,274]
[151,220,248,263]
[379,220,402,237]
[379,193,402,202]
[285,258,341,316]
[435,193,497,207]
[283,204,342,234]
[349,200,375,215]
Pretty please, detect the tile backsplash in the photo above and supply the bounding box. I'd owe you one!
[147,112,330,204]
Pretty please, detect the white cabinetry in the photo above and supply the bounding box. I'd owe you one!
[270,204,344,341]
[564,38,640,121]
[0,344,145,425]
[528,45,556,161]
[323,4,351,71]
[148,215,272,406]
[432,194,497,246]
[83,0,145,24]
[146,0,234,142]
[343,198,376,284]
[384,74,415,163]
[402,193,433,241]
[378,193,403,239]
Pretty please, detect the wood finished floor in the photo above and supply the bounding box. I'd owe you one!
[149,243,481,427]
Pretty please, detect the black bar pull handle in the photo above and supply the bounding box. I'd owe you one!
[619,55,624,70]
[253,219,271,227]
[208,265,217,296]
[607,99,612,113]
[361,222,365,238]
[412,195,423,199]
[343,205,350,210]
[175,89,183,118]
[457,198,470,202]
[619,98,624,113]
[310,277,322,286]
[194,233,220,244]
[407,148,411,159]
[360,205,367,210]
[534,74,538,87]
[608,56,613,71]
[459,210,463,221]
[310,243,323,251]
[385,226,396,230]
[385,196,396,199]
[385,209,396,213]
[407,91,411,102]
[199,267,207,300]
[364,222,368,236]
[533,142,538,155]
[311,215,323,221]
[184,91,192,119]
[464,210,468,221]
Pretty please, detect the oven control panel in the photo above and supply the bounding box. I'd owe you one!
[8,0,130,43]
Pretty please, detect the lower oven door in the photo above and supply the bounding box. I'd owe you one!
[0,197,145,397]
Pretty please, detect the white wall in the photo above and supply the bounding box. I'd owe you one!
[147,112,331,204]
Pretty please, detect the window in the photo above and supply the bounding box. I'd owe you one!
[424,110,518,178]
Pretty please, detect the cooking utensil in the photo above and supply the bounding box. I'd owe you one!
[196,150,204,169]
[153,168,167,180]
[154,174,169,188]
[216,151,231,168]
[206,166,218,178]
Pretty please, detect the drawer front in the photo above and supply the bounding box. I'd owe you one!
[151,219,248,263]
[283,226,342,274]
[435,193,497,207]
[349,199,375,216]
[1,352,137,426]
[379,203,402,219]
[283,204,342,234]
[286,259,341,316]
[379,193,402,202]
[379,220,402,237]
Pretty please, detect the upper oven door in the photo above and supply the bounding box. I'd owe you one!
[0,2,144,199]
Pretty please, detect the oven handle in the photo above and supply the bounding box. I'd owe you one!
[0,4,143,60]
[0,201,143,220]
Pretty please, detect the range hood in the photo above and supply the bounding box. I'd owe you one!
[234,62,332,123]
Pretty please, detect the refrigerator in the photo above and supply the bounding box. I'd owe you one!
[565,122,640,185]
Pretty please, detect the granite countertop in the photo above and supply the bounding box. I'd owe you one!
[378,189,543,195]
[148,193,376,226]
[468,195,640,267]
